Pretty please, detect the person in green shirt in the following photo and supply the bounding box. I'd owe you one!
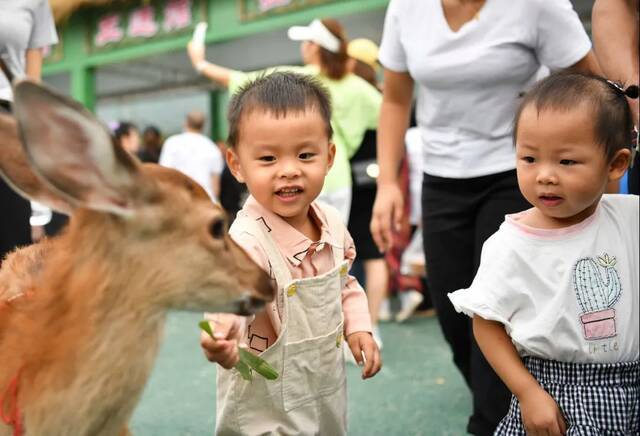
[187,18,381,223]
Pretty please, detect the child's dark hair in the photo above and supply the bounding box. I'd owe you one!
[227,71,333,148]
[514,72,637,161]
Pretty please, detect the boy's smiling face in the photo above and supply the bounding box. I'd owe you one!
[227,107,335,233]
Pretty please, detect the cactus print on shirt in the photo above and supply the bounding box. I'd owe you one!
[573,253,622,341]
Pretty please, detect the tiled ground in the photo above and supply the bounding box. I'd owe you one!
[130,312,470,435]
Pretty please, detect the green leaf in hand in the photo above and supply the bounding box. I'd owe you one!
[198,321,279,381]
[239,348,279,380]
[198,320,214,337]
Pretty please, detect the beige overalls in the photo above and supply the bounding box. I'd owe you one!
[216,207,349,436]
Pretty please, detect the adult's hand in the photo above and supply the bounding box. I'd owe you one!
[370,181,404,253]
[187,41,205,68]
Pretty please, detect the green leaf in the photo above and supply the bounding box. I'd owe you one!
[197,321,279,381]
[239,348,279,380]
[235,360,253,381]
[198,320,214,337]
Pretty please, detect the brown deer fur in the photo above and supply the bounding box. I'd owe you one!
[0,81,273,436]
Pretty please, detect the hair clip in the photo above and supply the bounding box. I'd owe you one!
[606,80,639,99]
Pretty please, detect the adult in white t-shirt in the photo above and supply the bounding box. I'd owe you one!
[159,111,224,202]
[370,1,601,434]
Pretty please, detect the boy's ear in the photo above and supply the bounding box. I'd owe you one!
[226,148,245,183]
[326,142,336,174]
[608,148,631,182]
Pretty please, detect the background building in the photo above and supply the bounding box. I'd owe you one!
[43,0,596,140]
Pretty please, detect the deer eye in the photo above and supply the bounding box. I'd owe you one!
[209,217,226,240]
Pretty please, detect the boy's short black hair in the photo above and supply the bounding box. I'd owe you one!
[514,72,635,161]
[227,71,333,148]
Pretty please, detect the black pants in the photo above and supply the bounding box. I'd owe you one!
[0,99,31,261]
[421,170,529,436]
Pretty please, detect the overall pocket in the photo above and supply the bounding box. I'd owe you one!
[285,272,343,342]
[282,322,345,412]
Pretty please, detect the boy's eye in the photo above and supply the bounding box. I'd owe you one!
[258,156,275,162]
[299,152,316,160]
[560,159,577,166]
[522,156,535,163]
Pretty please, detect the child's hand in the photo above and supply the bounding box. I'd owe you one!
[346,331,382,379]
[200,314,243,369]
[519,385,566,435]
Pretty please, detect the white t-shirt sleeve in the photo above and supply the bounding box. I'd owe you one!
[207,144,224,176]
[448,232,519,330]
[378,0,408,73]
[158,139,176,168]
[30,0,59,49]
[533,0,591,70]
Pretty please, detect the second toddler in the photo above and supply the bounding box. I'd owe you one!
[450,73,639,435]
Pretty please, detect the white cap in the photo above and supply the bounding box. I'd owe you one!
[287,19,341,53]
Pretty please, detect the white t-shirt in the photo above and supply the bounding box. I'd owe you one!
[159,131,224,202]
[0,0,58,101]
[379,0,591,179]
[449,195,639,364]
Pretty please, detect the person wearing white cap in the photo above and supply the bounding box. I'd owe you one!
[187,18,381,224]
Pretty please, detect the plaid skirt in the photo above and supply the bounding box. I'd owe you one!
[495,357,639,435]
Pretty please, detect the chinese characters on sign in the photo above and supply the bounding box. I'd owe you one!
[95,14,124,46]
[258,0,291,13]
[240,0,337,21]
[164,0,192,31]
[94,0,198,48]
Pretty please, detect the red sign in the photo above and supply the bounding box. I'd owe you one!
[95,14,125,46]
[163,0,192,32]
[258,0,291,12]
[128,5,159,38]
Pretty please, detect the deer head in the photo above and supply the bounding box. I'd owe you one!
[0,81,273,316]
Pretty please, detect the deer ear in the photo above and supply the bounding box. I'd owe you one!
[0,112,75,214]
[12,80,141,216]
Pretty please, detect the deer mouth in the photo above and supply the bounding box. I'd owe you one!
[213,294,266,316]
[236,296,266,316]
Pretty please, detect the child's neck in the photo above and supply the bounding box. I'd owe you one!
[523,203,599,229]
[281,207,322,242]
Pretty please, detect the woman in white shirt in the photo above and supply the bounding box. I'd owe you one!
[370,1,600,433]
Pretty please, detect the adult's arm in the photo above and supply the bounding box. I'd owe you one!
[370,69,413,252]
[187,42,234,88]
[566,51,602,76]
[592,0,639,126]
[24,49,44,82]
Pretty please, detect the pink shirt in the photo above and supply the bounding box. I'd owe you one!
[229,196,372,354]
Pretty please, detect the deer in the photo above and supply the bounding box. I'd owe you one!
[0,81,274,436]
